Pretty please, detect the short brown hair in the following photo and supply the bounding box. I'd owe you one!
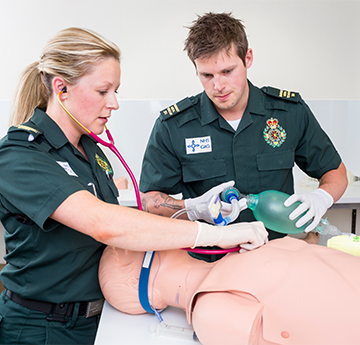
[184,12,248,66]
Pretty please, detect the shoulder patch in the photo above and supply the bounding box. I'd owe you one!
[160,98,194,121]
[261,86,300,103]
[8,123,43,142]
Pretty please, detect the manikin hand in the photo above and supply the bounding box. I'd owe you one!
[284,188,334,232]
[192,221,268,253]
[185,181,236,223]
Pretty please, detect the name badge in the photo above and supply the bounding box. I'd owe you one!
[185,136,212,155]
[56,161,78,177]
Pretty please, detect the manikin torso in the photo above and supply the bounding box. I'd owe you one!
[99,237,360,345]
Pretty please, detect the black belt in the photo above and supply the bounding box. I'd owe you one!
[6,290,104,323]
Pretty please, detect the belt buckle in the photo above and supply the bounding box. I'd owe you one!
[85,299,104,318]
[47,302,74,323]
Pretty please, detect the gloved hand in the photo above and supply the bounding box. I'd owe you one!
[284,188,334,232]
[185,181,236,223]
[192,221,268,253]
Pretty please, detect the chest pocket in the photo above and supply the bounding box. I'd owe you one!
[98,178,119,204]
[182,159,227,183]
[256,150,294,171]
[256,150,295,191]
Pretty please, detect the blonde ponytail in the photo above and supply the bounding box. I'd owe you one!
[9,62,48,126]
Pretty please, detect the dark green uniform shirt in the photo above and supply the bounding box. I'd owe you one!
[140,81,341,258]
[0,108,119,303]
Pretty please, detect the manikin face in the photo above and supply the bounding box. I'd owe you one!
[64,57,120,136]
[195,45,253,119]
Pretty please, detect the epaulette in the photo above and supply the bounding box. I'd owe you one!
[7,122,43,141]
[261,86,300,103]
[160,97,194,121]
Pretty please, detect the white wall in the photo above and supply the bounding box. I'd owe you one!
[0,0,359,102]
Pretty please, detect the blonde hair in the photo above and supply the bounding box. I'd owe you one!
[10,27,121,126]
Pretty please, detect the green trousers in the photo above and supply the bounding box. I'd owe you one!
[0,291,100,345]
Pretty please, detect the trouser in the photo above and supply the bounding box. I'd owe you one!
[0,291,100,345]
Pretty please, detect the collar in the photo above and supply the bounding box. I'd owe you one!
[31,108,70,149]
[199,92,221,126]
[31,108,96,152]
[246,80,267,116]
[199,80,267,127]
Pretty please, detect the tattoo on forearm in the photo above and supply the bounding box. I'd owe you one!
[141,192,182,215]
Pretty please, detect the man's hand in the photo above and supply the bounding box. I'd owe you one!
[284,188,334,232]
[185,181,236,223]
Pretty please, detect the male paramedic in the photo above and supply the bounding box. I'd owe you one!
[139,12,347,261]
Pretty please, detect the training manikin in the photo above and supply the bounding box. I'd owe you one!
[99,237,360,345]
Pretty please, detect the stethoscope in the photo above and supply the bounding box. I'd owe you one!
[57,88,238,255]
[57,88,143,211]
[57,87,238,320]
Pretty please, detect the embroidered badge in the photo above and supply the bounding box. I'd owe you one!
[263,118,287,148]
[96,154,113,174]
[14,125,40,134]
[185,136,212,154]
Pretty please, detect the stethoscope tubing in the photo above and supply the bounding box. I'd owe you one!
[88,130,143,211]
[57,91,143,210]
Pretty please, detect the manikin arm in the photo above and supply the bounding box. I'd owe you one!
[192,292,264,345]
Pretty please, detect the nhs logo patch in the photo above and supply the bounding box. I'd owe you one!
[185,136,212,154]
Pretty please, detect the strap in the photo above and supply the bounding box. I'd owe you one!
[138,251,156,313]
[0,199,35,225]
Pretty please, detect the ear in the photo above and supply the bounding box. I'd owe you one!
[52,77,67,100]
[245,49,253,69]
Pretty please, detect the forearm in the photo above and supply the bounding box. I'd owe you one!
[141,191,187,219]
[51,190,196,251]
[100,206,196,251]
[318,162,347,202]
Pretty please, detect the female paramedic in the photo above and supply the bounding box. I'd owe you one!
[0,27,268,345]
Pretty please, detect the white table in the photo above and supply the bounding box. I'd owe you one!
[94,301,198,344]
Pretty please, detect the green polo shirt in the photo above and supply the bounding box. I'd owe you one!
[0,108,119,303]
[140,81,341,248]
